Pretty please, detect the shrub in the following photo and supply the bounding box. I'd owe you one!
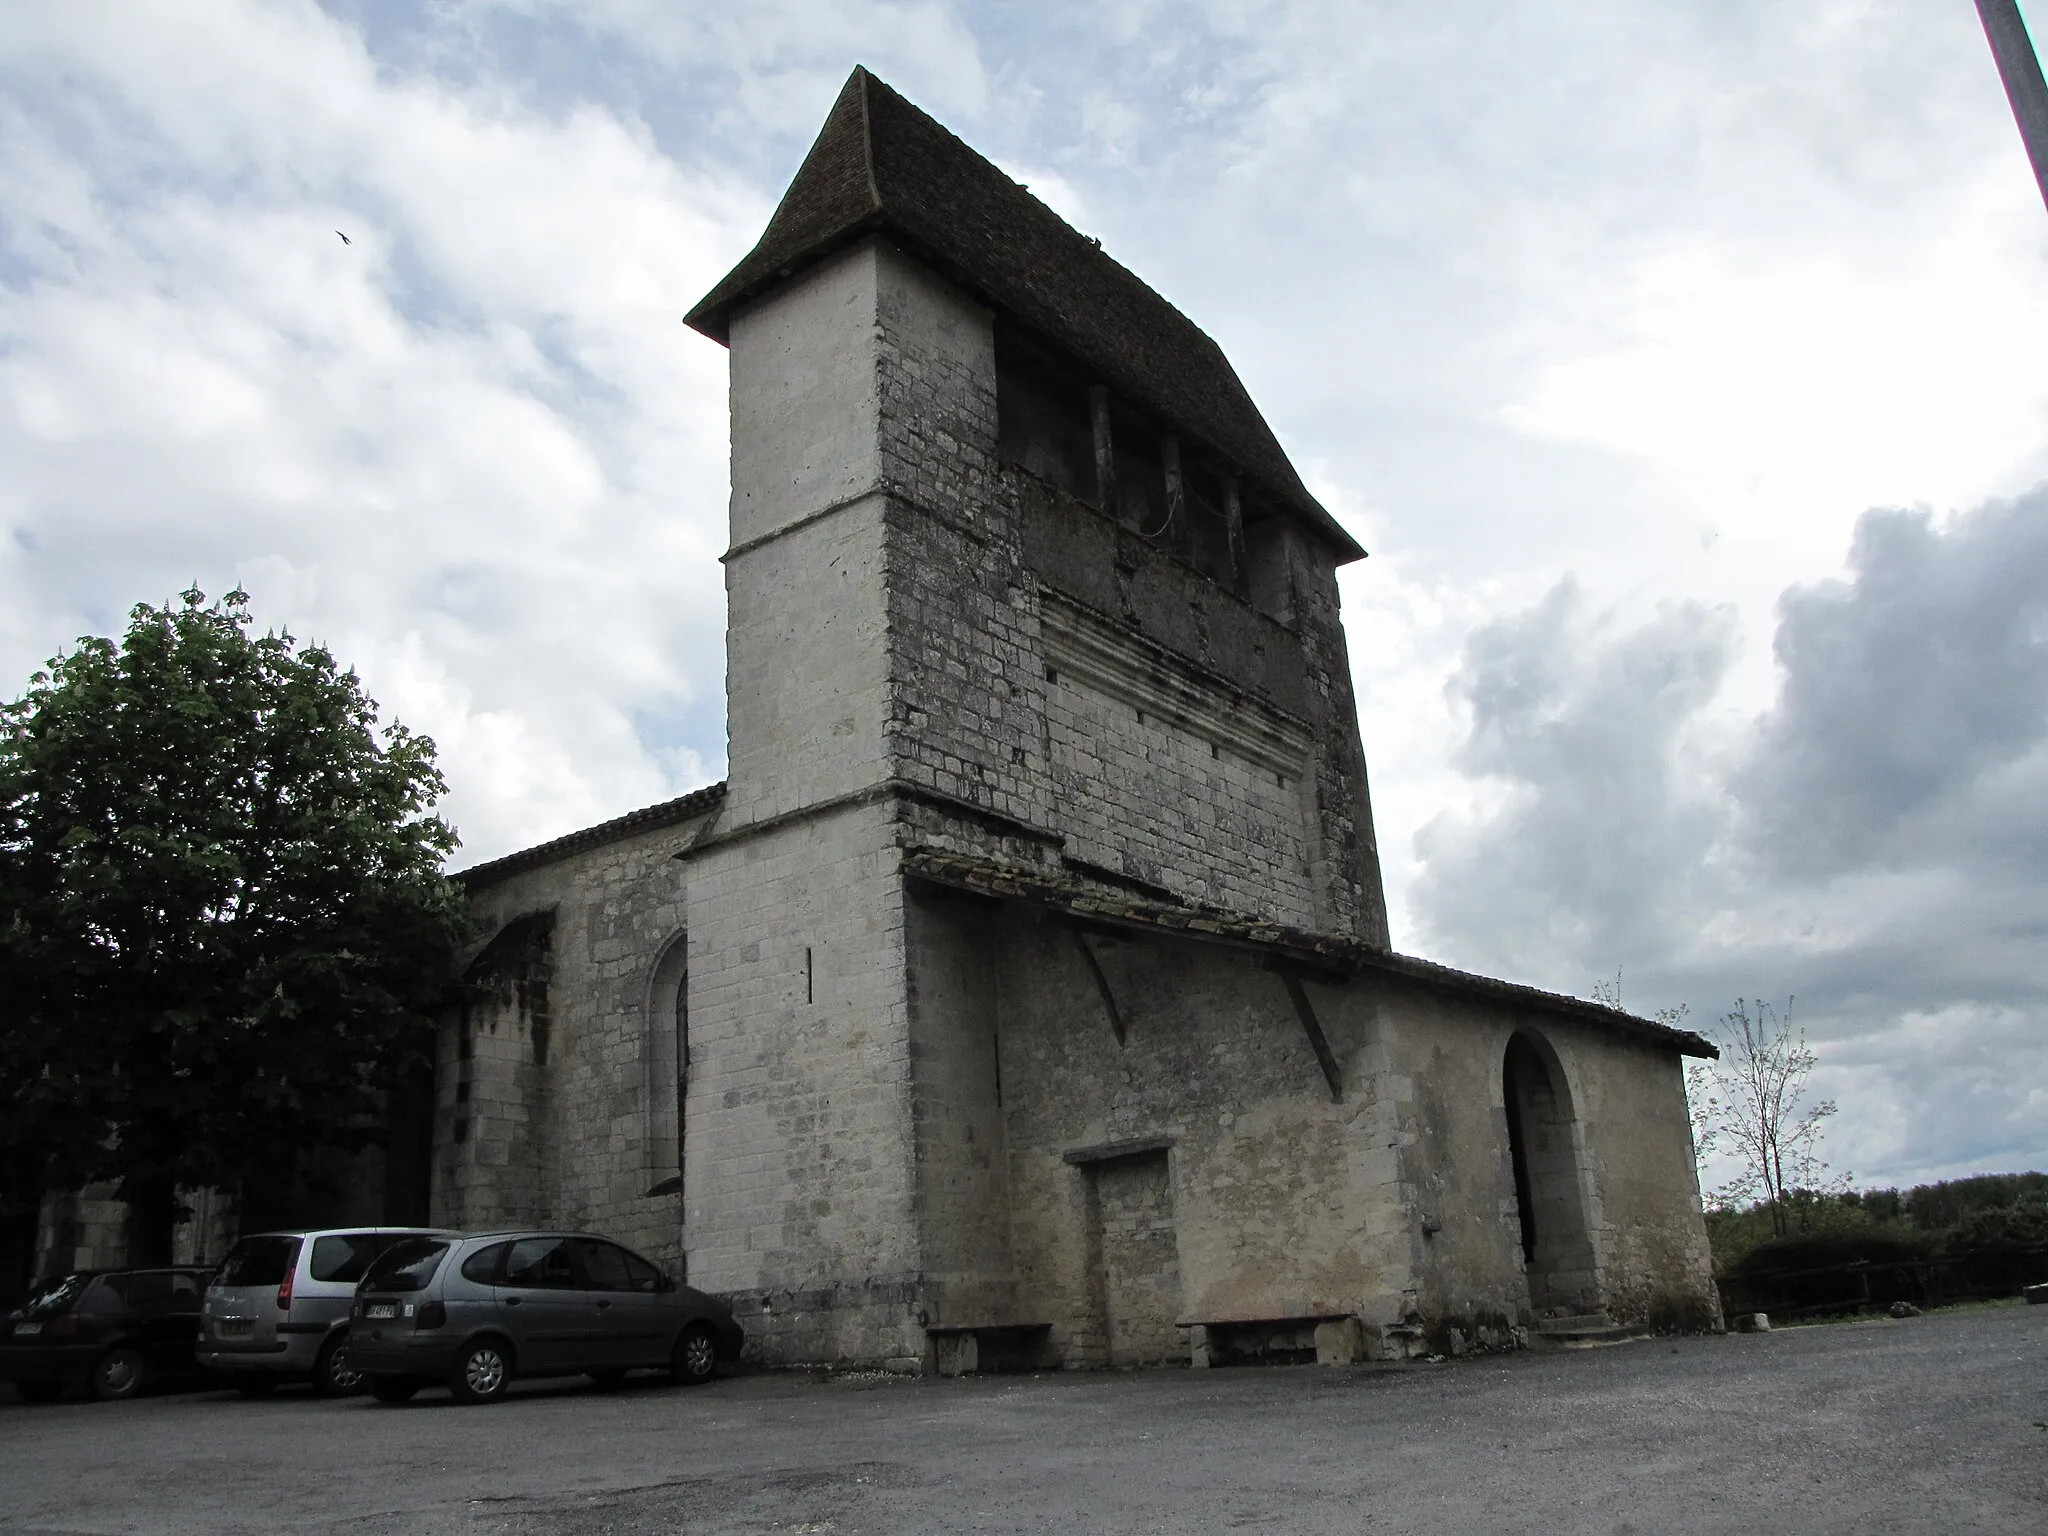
[1723,1229,1936,1316]
[1940,1206,2048,1294]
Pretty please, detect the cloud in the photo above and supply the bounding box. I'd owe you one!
[4,0,2047,1183]
[0,0,756,860]
[1412,580,1739,982]
[1410,488,2048,1183]
[1743,488,2048,878]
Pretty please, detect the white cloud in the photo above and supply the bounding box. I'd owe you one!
[0,0,759,860]
[4,0,2047,1182]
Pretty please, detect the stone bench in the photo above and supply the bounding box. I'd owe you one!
[1179,1314,1363,1368]
[926,1322,1054,1376]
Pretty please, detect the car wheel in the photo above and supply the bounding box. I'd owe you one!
[671,1324,718,1386]
[232,1373,278,1398]
[369,1375,420,1405]
[90,1347,147,1402]
[16,1379,65,1404]
[447,1338,512,1405]
[313,1334,366,1397]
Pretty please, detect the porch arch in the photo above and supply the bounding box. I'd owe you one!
[1502,1029,1598,1314]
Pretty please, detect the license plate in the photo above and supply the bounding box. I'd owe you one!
[364,1302,398,1320]
[11,1321,40,1337]
[217,1318,253,1338]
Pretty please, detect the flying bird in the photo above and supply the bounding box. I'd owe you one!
[335,230,351,245]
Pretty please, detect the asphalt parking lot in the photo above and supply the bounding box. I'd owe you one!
[1,1303,2042,1535]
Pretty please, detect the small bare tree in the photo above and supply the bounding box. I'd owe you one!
[1705,998,1844,1236]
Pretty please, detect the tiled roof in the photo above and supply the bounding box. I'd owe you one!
[900,847,1717,1058]
[455,783,727,887]
[686,67,1364,564]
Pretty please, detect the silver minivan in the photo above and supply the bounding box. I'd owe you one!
[348,1230,745,1404]
[197,1228,456,1396]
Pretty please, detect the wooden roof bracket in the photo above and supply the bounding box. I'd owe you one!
[1265,960,1344,1103]
[1070,927,1127,1048]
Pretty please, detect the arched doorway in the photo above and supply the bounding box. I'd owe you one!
[1502,1031,1598,1314]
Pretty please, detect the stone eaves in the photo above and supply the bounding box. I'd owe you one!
[900,846,1717,1059]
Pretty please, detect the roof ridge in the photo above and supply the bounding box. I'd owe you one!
[852,64,883,212]
[686,68,1363,562]
[456,782,728,887]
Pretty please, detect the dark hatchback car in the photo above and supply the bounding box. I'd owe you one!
[1,1268,214,1402]
[348,1231,745,1404]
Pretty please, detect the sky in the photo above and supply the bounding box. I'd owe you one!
[3,0,2045,1190]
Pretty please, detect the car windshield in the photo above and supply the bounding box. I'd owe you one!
[216,1236,300,1288]
[11,1274,88,1317]
[361,1238,450,1293]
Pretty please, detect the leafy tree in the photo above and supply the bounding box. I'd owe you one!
[0,587,468,1258]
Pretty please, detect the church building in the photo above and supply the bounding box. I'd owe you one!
[437,68,1720,1370]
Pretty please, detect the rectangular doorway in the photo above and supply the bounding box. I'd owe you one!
[1090,1151,1182,1367]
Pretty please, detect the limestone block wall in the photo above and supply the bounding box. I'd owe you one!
[1365,982,1541,1334]
[33,1188,132,1273]
[987,906,1411,1366]
[1366,976,1718,1337]
[723,488,893,826]
[796,236,1386,942]
[1544,1021,1721,1330]
[444,811,707,1269]
[901,889,1015,1328]
[683,802,921,1363]
[1041,597,1318,923]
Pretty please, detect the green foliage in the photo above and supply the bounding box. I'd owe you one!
[1726,1226,1935,1278]
[1707,1173,2048,1314]
[0,587,469,1208]
[1903,1172,2048,1231]
[1721,1225,1938,1316]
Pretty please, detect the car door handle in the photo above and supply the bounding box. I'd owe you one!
[504,1297,522,1307]
[595,1300,611,1310]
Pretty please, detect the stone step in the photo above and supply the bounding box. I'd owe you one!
[1530,1313,1647,1347]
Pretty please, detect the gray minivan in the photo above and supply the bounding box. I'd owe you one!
[198,1228,456,1396]
[348,1230,745,1404]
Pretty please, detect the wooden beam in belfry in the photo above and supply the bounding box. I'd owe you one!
[1976,0,2048,211]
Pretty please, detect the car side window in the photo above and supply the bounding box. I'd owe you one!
[622,1251,662,1294]
[167,1273,203,1312]
[459,1242,511,1285]
[500,1237,578,1290]
[310,1234,383,1284]
[572,1240,636,1293]
[126,1272,171,1310]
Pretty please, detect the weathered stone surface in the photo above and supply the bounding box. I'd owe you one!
[378,92,1722,1375]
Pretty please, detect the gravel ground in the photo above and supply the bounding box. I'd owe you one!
[1,1302,2043,1535]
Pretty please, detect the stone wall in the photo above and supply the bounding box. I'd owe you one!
[423,223,1715,1372]
[682,803,921,1364]
[988,904,1411,1364]
[1361,974,1719,1341]
[447,809,709,1270]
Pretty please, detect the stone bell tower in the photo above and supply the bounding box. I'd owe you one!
[675,67,1391,1364]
